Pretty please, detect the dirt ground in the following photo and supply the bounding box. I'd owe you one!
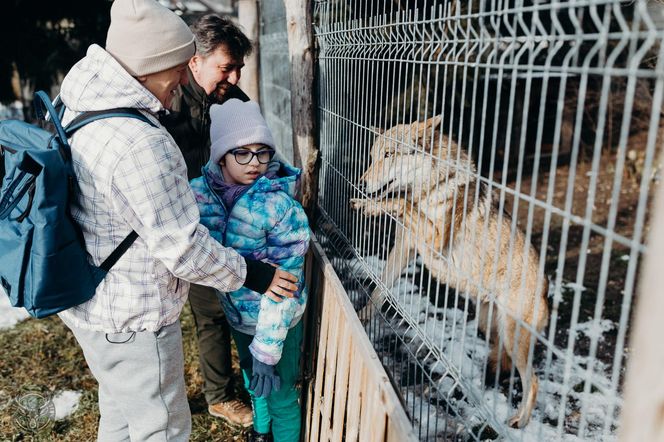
[505,128,662,373]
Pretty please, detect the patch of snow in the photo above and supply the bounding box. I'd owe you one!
[573,319,615,342]
[52,390,82,420]
[335,253,622,440]
[561,281,587,292]
[356,255,385,278]
[0,288,30,330]
[0,101,24,121]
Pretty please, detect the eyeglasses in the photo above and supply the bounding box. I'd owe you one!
[229,148,276,165]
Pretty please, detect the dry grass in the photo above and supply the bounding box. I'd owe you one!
[0,304,249,441]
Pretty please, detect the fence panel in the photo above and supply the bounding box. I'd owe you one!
[304,238,418,442]
[259,0,294,163]
[313,0,664,440]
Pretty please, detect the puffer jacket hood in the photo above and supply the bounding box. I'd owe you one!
[60,44,164,114]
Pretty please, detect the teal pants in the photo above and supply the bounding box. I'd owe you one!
[231,322,303,442]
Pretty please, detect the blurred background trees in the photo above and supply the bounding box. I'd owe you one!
[0,0,113,109]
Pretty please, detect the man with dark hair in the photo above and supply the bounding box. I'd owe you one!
[164,14,253,180]
[161,14,256,428]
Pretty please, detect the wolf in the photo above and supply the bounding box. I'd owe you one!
[351,115,549,428]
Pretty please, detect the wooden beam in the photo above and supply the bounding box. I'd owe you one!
[237,0,260,102]
[620,176,664,440]
[283,0,319,212]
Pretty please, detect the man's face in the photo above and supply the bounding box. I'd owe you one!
[140,63,189,110]
[189,44,244,102]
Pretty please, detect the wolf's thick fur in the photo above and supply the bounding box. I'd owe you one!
[351,116,549,428]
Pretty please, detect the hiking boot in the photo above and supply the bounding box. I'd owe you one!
[246,430,273,442]
[208,399,253,427]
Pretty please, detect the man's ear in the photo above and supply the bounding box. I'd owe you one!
[135,75,147,83]
[189,55,200,74]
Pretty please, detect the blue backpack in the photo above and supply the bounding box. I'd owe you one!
[0,91,157,318]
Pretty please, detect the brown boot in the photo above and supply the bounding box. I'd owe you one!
[208,399,253,428]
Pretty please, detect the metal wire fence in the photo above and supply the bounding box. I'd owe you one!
[311,0,664,440]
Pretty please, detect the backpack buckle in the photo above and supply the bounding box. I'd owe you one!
[1,145,17,155]
[0,276,10,296]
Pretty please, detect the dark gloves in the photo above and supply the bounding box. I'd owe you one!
[249,356,281,398]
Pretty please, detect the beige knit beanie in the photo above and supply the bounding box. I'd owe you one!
[106,0,196,76]
[210,100,276,164]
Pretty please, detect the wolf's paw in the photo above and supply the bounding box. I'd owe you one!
[507,412,529,429]
[380,198,407,216]
[350,198,381,216]
[351,197,407,217]
[350,197,367,210]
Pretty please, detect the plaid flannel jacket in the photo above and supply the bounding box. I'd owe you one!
[57,45,246,332]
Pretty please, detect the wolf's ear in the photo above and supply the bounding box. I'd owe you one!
[424,115,442,131]
[416,115,443,151]
[371,126,385,135]
[416,115,442,137]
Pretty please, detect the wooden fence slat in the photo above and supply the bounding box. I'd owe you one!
[359,366,376,442]
[302,248,319,440]
[309,277,332,441]
[320,285,342,441]
[344,350,363,442]
[371,385,388,441]
[330,322,352,442]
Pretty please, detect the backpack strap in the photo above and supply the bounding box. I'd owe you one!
[62,108,159,271]
[99,231,139,271]
[64,108,158,136]
[53,95,66,121]
[34,91,69,146]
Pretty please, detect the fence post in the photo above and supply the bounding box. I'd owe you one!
[237,0,260,102]
[283,0,318,213]
[620,176,664,440]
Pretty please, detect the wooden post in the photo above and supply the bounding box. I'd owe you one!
[237,0,260,102]
[620,176,664,440]
[283,0,319,213]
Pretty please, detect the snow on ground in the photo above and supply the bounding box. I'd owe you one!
[0,288,30,330]
[340,255,620,441]
[52,390,82,421]
[572,318,615,342]
[0,101,24,121]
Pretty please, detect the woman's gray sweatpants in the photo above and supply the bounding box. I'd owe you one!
[63,319,191,442]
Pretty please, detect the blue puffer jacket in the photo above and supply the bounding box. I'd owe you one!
[190,161,310,365]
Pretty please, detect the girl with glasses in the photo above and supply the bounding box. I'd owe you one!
[189,99,310,442]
